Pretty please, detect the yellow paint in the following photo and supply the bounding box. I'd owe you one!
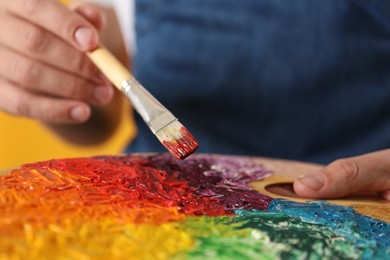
[0,112,135,169]
[0,220,194,260]
[0,164,193,259]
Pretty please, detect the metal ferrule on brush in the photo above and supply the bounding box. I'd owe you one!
[121,79,177,134]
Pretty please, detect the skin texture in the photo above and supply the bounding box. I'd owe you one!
[293,149,390,201]
[0,0,106,122]
[44,3,129,145]
[0,0,388,200]
[0,0,127,144]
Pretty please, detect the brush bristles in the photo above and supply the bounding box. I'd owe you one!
[156,120,199,160]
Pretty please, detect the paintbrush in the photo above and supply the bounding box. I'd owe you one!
[87,47,198,160]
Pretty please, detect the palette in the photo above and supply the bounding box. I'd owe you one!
[0,154,389,259]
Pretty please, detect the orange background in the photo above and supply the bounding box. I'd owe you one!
[0,112,135,169]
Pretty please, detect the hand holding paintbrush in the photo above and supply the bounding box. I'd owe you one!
[0,0,198,159]
[63,1,199,159]
[88,47,199,159]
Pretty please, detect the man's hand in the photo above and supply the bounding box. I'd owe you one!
[0,0,114,123]
[294,149,390,200]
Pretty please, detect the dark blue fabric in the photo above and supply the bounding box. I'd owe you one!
[126,0,390,164]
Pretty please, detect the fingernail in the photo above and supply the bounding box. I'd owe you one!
[297,174,325,191]
[93,86,114,104]
[70,106,89,121]
[75,27,94,50]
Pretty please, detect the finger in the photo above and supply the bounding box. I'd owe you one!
[74,4,106,32]
[0,13,103,83]
[7,0,99,51]
[0,78,90,123]
[0,46,113,105]
[293,150,390,199]
[382,191,390,201]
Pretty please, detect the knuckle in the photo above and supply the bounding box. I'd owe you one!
[12,60,39,86]
[61,78,88,99]
[25,0,79,46]
[331,159,360,182]
[11,94,29,117]
[42,102,59,122]
[66,52,97,78]
[71,53,88,72]
[24,27,47,52]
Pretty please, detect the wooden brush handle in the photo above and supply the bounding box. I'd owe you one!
[87,46,133,90]
[87,46,176,133]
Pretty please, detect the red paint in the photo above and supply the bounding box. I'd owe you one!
[163,126,199,160]
[19,154,272,217]
[23,155,227,216]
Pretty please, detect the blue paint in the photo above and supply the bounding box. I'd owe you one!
[267,199,390,259]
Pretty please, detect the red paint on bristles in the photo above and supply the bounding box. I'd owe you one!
[157,121,199,160]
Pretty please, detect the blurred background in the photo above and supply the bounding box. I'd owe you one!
[0,111,135,169]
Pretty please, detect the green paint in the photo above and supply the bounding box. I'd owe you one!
[235,210,359,259]
[171,203,390,260]
[175,216,283,259]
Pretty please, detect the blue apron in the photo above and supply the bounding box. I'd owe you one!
[126,0,390,164]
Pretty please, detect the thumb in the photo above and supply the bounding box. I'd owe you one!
[293,150,390,200]
[74,4,106,33]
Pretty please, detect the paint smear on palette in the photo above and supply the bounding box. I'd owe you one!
[0,154,389,259]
